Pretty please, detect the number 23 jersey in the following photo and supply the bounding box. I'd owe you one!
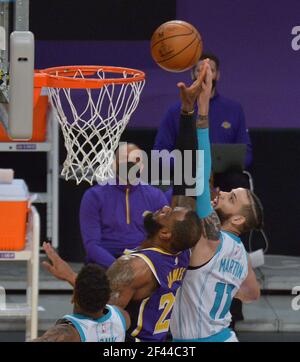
[125,247,190,342]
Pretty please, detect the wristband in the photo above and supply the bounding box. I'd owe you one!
[196,114,209,128]
[181,109,195,116]
[197,115,209,121]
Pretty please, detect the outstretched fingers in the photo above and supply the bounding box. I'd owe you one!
[194,61,209,88]
[42,260,55,274]
[43,242,60,265]
[177,81,187,91]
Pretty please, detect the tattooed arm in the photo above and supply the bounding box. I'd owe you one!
[172,60,209,209]
[201,211,221,241]
[33,323,80,342]
[42,243,157,311]
[172,61,220,241]
[194,62,222,242]
[106,255,158,309]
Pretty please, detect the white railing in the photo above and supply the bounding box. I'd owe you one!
[0,206,40,340]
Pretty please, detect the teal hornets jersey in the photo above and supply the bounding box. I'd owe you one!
[61,304,126,342]
[170,231,248,341]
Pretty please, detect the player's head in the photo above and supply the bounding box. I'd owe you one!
[73,264,111,317]
[114,143,144,184]
[213,188,264,234]
[191,52,220,90]
[143,206,202,251]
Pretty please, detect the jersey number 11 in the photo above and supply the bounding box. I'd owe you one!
[210,282,235,320]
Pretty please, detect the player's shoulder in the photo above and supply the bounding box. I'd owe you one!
[106,305,127,327]
[220,230,239,241]
[137,247,190,261]
[105,304,120,318]
[220,230,245,250]
[114,252,159,277]
[220,231,247,263]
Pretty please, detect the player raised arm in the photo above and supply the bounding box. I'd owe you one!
[172,60,221,241]
[172,59,209,210]
[42,243,157,309]
[177,61,208,113]
[195,63,221,241]
[42,242,78,286]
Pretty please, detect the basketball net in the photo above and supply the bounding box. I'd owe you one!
[41,66,145,184]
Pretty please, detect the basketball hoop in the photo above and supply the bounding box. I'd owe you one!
[34,66,145,184]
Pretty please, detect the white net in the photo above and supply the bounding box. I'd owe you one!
[45,67,145,184]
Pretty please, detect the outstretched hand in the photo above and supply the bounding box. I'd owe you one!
[198,61,213,113]
[42,242,77,286]
[177,59,210,112]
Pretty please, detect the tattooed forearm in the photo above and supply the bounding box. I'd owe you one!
[32,324,80,342]
[202,210,221,241]
[106,256,136,305]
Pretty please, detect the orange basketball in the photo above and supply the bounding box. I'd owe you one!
[150,20,203,72]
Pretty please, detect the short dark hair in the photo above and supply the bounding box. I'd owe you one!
[173,210,202,250]
[200,52,220,70]
[240,190,264,233]
[74,264,111,314]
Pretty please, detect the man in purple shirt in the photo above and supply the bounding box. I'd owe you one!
[154,52,252,194]
[80,143,168,269]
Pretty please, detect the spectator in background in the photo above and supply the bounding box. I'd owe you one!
[80,143,168,269]
[154,52,252,193]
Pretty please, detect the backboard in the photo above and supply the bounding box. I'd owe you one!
[0,0,34,140]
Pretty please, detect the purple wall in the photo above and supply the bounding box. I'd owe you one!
[177,0,300,129]
[36,0,300,128]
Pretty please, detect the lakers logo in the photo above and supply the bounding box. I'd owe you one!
[221,121,231,129]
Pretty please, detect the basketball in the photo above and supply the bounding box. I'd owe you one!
[150,20,203,72]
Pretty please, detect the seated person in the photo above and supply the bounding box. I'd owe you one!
[80,143,168,269]
[153,52,252,192]
[33,264,130,342]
